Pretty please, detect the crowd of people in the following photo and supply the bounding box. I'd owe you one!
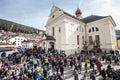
[0,47,120,80]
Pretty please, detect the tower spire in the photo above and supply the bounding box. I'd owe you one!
[75,0,82,19]
[75,8,82,18]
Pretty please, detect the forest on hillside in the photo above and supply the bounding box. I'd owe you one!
[0,19,43,34]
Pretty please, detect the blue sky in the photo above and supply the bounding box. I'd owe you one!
[0,0,120,30]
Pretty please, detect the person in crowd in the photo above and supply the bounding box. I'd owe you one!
[106,67,113,80]
[70,58,74,68]
[73,67,79,80]
[96,61,102,74]
[91,61,95,72]
[60,64,64,76]
[81,74,86,80]
[90,72,96,80]
[85,62,87,73]
[0,47,120,80]
[100,68,106,80]
[78,62,82,74]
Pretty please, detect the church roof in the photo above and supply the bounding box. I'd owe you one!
[63,12,107,24]
[81,15,108,23]
[64,12,80,21]
[46,35,55,40]
[48,6,116,26]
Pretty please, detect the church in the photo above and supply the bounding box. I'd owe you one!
[42,6,117,55]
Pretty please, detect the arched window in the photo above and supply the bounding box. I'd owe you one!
[79,26,81,32]
[96,27,99,31]
[89,27,99,33]
[77,26,81,32]
[77,26,83,32]
[89,29,91,33]
[92,27,94,32]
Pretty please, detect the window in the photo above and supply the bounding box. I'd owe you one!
[89,29,91,33]
[89,27,99,32]
[77,26,81,32]
[89,36,93,44]
[96,27,99,31]
[59,27,61,32]
[79,26,81,32]
[77,35,79,45]
[52,15,55,18]
[95,35,100,44]
[77,28,79,31]
[82,28,84,32]
[92,27,94,32]
[52,27,54,36]
[82,36,84,44]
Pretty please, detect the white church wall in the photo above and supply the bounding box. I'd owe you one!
[45,6,117,55]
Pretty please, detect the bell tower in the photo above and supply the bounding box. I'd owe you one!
[75,7,82,19]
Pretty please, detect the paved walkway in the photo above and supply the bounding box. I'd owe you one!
[63,61,120,80]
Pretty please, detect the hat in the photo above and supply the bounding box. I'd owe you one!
[35,69,40,73]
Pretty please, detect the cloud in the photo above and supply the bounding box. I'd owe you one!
[0,0,52,30]
[86,0,120,29]
[0,0,120,30]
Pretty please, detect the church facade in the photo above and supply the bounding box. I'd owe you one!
[44,6,117,55]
